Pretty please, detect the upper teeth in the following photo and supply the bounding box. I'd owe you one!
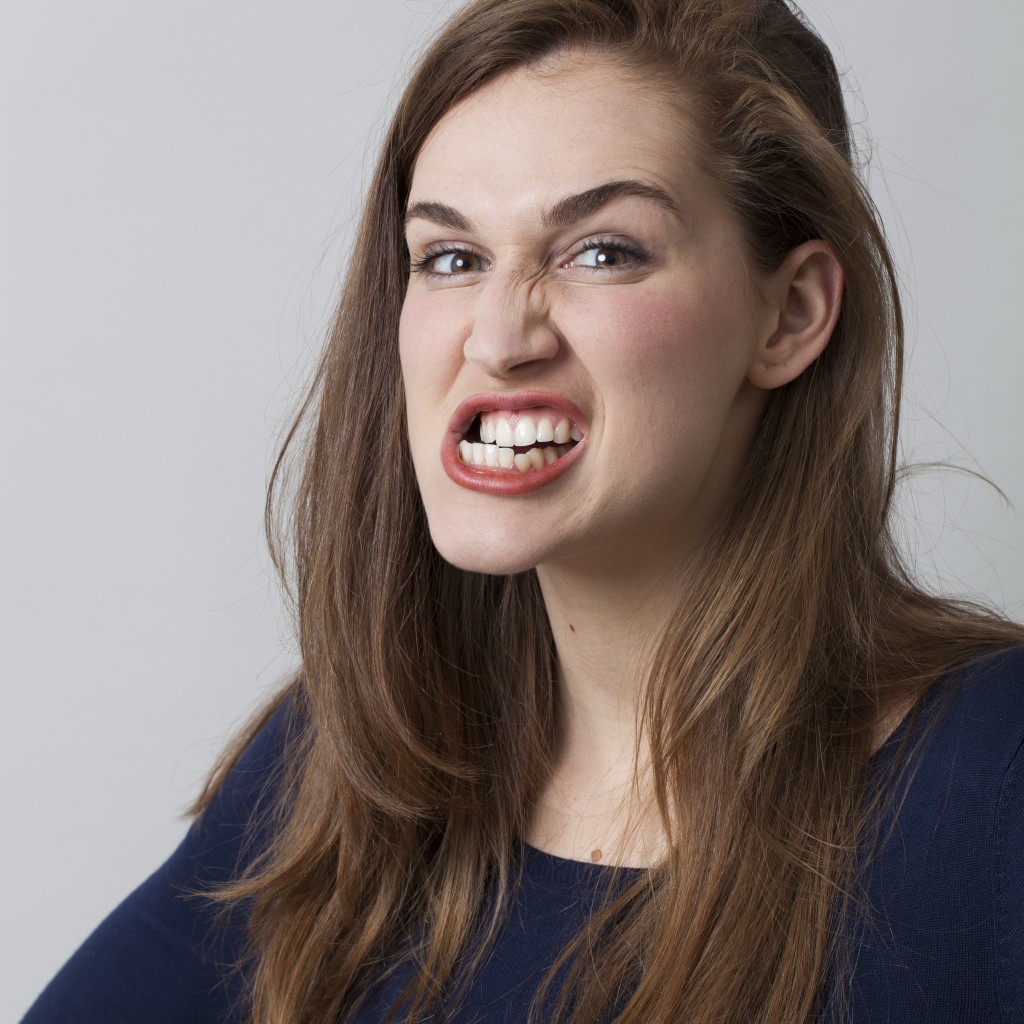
[478,409,582,448]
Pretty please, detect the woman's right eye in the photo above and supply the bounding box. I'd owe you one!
[412,248,488,277]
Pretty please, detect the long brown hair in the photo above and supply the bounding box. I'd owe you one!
[195,1,1024,1021]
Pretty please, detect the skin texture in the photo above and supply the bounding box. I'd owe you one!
[399,55,843,863]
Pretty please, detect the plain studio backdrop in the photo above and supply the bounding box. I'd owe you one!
[2,0,1021,1016]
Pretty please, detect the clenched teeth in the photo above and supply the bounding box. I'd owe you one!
[461,406,583,473]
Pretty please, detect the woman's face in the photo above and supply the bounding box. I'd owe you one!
[399,55,777,578]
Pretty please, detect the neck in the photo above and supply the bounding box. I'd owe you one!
[527,551,688,867]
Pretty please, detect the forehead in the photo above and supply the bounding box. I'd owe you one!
[408,55,712,221]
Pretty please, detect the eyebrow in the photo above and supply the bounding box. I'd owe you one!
[403,200,472,232]
[403,179,681,233]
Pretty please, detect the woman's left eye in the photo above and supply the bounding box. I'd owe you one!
[566,240,645,270]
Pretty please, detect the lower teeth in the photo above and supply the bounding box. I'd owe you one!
[459,440,573,472]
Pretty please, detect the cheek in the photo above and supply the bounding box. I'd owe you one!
[397,292,468,391]
[397,299,438,474]
[398,294,452,419]
[397,295,425,387]
[574,285,750,396]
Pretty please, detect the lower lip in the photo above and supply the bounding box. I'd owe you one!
[441,434,586,494]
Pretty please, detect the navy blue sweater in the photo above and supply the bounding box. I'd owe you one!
[22,648,1024,1022]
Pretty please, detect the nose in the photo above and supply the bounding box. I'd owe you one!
[463,271,560,378]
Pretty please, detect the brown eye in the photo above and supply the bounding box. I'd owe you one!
[571,241,644,270]
[592,246,628,267]
[424,250,486,274]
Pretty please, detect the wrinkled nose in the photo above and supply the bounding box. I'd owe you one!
[463,273,560,378]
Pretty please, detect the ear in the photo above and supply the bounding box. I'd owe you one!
[746,240,844,390]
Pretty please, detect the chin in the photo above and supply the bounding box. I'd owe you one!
[425,517,543,576]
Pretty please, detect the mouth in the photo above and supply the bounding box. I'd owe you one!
[442,393,587,494]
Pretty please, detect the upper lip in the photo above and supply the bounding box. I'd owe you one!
[447,389,588,438]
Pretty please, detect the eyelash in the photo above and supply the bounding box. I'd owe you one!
[568,236,649,271]
[409,236,650,279]
[410,245,484,279]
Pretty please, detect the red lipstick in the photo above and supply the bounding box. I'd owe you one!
[441,390,588,495]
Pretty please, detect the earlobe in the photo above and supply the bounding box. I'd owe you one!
[746,240,844,390]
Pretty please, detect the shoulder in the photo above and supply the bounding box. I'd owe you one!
[867,645,1024,854]
[201,689,302,820]
[901,647,1024,806]
[961,648,1024,1016]
[185,687,304,883]
[845,645,1024,1022]
[19,689,303,1024]
[874,644,1024,865]
[893,644,1024,793]
[931,644,1024,754]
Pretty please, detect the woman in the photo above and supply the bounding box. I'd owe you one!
[23,0,1024,1021]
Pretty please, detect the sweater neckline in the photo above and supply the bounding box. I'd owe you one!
[518,840,647,891]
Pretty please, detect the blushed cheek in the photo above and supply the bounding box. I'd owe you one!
[590,289,728,387]
[589,287,759,460]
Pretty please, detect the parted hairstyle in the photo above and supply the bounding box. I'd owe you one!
[195,1,1024,1021]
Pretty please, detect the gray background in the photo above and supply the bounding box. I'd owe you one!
[3,1,1021,1015]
